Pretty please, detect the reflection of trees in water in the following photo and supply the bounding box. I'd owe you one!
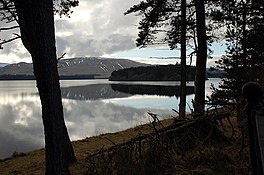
[61,83,194,100]
[111,84,194,97]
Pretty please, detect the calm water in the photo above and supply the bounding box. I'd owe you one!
[0,78,219,159]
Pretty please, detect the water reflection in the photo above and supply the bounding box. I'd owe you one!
[61,84,131,100]
[0,79,219,159]
[63,100,171,140]
[0,80,181,159]
[111,84,194,97]
[61,83,194,100]
[0,96,43,159]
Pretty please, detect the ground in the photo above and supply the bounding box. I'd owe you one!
[0,111,250,175]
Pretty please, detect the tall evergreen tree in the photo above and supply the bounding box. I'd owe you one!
[125,0,201,117]
[210,0,264,116]
[126,0,219,117]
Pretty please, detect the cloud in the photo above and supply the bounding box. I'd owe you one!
[54,0,140,58]
[56,33,136,57]
[0,0,225,65]
[0,1,141,63]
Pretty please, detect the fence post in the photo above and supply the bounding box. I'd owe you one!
[243,82,264,175]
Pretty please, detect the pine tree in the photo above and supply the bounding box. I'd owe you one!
[210,0,264,117]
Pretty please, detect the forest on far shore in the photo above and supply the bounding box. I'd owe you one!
[109,64,225,81]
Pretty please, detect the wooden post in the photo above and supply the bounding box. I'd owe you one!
[243,82,264,175]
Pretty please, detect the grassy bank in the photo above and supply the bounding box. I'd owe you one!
[0,110,250,175]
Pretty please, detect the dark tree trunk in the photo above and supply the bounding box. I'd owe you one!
[179,0,187,118]
[194,0,207,116]
[14,0,76,174]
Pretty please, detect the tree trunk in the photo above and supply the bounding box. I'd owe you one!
[179,0,187,118]
[194,0,207,116]
[14,0,76,174]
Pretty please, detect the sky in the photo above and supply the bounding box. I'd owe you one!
[0,0,226,66]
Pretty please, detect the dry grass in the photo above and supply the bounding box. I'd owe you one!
[0,112,250,175]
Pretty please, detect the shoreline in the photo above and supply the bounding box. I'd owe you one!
[0,113,250,175]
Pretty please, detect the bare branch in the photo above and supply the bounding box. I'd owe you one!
[12,32,20,37]
[0,25,19,31]
[58,52,66,60]
[188,50,197,66]
[0,35,20,48]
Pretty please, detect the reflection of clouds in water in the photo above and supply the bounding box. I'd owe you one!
[0,79,220,159]
[14,103,34,126]
[0,101,43,159]
[0,95,172,159]
[62,99,172,140]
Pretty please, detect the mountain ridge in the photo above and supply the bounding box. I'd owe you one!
[0,57,150,79]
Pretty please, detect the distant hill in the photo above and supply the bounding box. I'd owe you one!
[0,57,149,80]
[0,63,8,68]
[0,62,33,75]
[0,58,225,80]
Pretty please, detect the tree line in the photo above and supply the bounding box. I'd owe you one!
[109,64,196,81]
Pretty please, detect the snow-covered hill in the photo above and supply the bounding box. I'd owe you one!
[0,57,149,78]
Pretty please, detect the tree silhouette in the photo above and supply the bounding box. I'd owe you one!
[0,0,78,174]
[210,0,264,117]
[125,0,218,117]
[193,0,207,116]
